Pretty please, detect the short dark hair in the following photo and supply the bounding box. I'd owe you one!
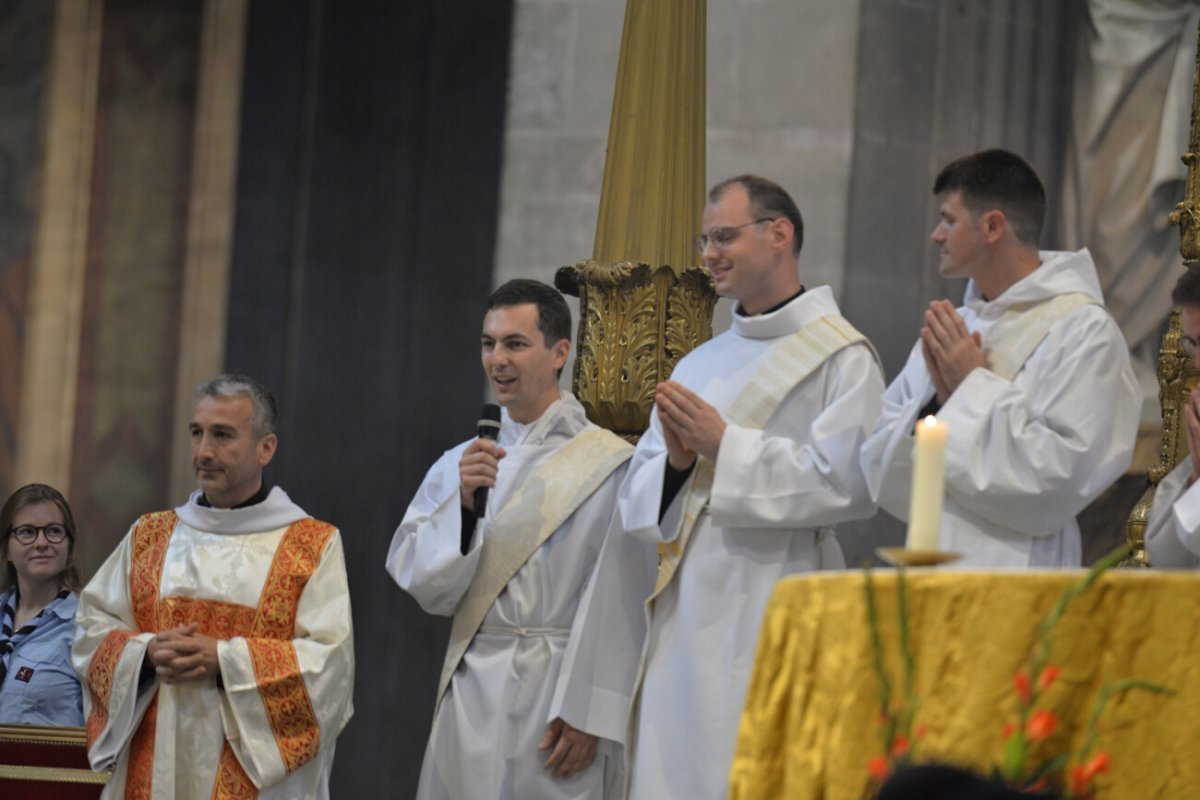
[194,374,278,437]
[933,149,1046,247]
[1172,266,1200,308]
[487,279,572,347]
[709,174,804,257]
[1,483,82,593]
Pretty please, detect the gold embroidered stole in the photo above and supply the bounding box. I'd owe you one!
[982,292,1096,381]
[434,427,634,710]
[112,512,335,800]
[650,314,873,601]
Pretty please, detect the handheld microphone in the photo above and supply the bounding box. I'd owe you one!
[474,403,502,518]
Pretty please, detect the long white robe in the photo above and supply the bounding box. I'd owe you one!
[861,249,1141,567]
[72,487,354,800]
[1145,460,1200,568]
[618,287,884,800]
[387,394,652,800]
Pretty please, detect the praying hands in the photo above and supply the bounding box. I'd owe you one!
[920,299,984,404]
[655,380,727,469]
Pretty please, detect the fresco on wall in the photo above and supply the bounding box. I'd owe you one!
[70,0,203,568]
[0,3,53,495]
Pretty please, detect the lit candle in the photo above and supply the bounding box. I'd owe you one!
[907,415,947,551]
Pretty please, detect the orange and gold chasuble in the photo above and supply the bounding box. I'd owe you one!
[85,511,335,800]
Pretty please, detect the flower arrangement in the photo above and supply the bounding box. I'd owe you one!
[863,544,1172,798]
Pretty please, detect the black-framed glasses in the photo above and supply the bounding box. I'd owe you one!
[694,218,776,253]
[9,524,68,544]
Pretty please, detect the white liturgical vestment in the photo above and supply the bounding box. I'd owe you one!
[73,488,354,800]
[618,287,884,800]
[1145,459,1200,568]
[862,248,1141,567]
[387,394,651,800]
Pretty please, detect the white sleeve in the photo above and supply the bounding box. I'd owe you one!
[1146,460,1200,568]
[549,465,656,745]
[72,526,158,771]
[385,445,485,615]
[617,405,691,545]
[218,531,355,788]
[861,341,936,521]
[935,310,1140,537]
[708,344,885,529]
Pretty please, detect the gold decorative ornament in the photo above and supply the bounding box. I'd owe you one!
[557,261,716,441]
[1129,17,1200,566]
[559,0,714,440]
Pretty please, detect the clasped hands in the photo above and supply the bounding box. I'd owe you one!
[146,623,220,684]
[656,381,725,470]
[920,299,984,405]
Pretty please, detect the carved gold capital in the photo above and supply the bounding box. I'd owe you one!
[556,260,717,441]
[1169,197,1200,264]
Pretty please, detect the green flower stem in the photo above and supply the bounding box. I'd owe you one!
[1009,543,1132,785]
[864,567,896,754]
[896,567,919,733]
[1075,678,1174,765]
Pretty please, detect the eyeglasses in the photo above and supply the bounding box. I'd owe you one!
[9,524,68,544]
[694,218,776,253]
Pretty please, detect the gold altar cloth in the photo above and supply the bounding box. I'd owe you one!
[729,570,1200,799]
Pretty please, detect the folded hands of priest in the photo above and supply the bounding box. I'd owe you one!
[920,300,984,404]
[655,380,727,468]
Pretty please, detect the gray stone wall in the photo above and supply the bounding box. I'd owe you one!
[494,0,863,344]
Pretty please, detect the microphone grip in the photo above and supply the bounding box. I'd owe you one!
[473,485,489,519]
[473,404,502,519]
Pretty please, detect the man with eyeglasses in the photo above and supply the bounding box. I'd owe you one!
[862,149,1139,568]
[1146,266,1200,567]
[618,175,885,799]
[72,374,354,800]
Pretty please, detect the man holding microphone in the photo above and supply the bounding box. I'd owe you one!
[387,279,652,799]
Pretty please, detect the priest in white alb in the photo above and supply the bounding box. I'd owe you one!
[73,374,354,800]
[618,175,885,800]
[862,149,1141,567]
[387,279,652,799]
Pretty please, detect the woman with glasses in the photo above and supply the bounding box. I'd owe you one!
[0,483,84,726]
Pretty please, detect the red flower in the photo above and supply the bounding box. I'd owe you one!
[1001,721,1016,739]
[1067,752,1110,797]
[1081,751,1110,779]
[1068,764,1090,794]
[1013,671,1032,705]
[1025,709,1058,741]
[1037,665,1061,691]
[914,724,928,738]
[890,734,911,757]
[868,756,891,781]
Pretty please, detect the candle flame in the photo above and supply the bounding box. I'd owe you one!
[923,415,938,427]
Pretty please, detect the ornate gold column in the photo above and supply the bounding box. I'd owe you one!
[555,0,715,441]
[1127,18,1200,566]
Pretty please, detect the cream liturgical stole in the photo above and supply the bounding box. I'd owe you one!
[435,427,634,709]
[981,292,1097,381]
[651,314,875,600]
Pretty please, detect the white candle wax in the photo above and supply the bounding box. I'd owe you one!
[906,415,947,551]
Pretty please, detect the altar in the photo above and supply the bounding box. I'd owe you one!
[728,569,1200,799]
